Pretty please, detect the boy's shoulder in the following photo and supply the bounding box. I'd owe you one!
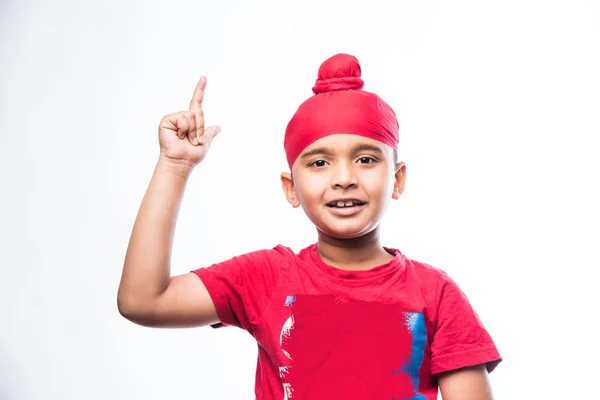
[405,256,449,280]
[390,249,459,296]
[389,248,450,281]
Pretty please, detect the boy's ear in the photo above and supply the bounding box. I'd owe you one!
[280,172,301,208]
[392,162,407,200]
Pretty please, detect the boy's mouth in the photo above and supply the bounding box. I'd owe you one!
[326,200,366,208]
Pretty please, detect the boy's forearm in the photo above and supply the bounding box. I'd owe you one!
[117,157,193,316]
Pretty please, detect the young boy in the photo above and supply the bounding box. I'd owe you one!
[118,53,501,400]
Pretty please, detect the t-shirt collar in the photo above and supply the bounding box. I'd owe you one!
[307,243,406,283]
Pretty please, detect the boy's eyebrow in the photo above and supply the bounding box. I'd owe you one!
[300,147,333,159]
[351,143,384,155]
[300,143,385,159]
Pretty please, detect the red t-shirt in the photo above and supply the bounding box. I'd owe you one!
[192,244,501,399]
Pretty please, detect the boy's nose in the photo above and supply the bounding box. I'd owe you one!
[331,162,358,189]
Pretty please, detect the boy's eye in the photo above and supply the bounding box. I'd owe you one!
[358,157,375,164]
[311,160,328,167]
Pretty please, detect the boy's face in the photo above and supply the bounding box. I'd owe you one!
[281,134,406,240]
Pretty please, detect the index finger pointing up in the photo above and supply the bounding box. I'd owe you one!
[189,76,207,111]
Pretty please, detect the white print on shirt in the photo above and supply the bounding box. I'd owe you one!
[282,382,293,400]
[279,295,296,399]
[280,315,295,361]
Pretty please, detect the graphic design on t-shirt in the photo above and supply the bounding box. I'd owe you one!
[278,294,427,400]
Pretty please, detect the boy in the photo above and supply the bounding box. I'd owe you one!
[118,53,501,399]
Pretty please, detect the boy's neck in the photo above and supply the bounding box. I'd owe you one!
[316,227,394,271]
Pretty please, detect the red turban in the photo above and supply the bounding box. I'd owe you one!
[284,53,399,169]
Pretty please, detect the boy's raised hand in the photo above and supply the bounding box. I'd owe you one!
[158,76,221,169]
[118,76,222,329]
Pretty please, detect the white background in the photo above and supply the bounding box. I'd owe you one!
[1,0,599,399]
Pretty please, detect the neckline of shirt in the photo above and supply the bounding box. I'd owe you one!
[304,243,406,284]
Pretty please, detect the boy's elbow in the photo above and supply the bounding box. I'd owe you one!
[116,294,136,321]
[117,292,153,325]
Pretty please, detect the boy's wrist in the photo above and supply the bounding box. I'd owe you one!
[156,156,195,179]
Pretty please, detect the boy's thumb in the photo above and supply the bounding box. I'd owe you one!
[204,125,222,142]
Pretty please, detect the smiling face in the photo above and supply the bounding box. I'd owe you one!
[281,134,406,240]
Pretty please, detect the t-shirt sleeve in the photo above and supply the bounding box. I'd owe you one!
[430,271,502,375]
[191,246,288,334]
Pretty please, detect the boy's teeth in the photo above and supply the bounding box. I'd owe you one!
[331,200,362,207]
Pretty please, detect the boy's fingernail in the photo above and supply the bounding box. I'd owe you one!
[192,137,198,145]
[198,135,205,144]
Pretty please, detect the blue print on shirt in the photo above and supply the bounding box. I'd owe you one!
[284,296,296,307]
[391,312,427,400]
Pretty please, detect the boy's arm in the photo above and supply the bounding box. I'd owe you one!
[117,77,222,328]
[437,364,494,400]
[117,159,219,328]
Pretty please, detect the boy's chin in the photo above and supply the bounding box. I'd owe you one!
[317,225,376,241]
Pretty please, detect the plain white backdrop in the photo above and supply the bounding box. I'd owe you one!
[1,0,599,398]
